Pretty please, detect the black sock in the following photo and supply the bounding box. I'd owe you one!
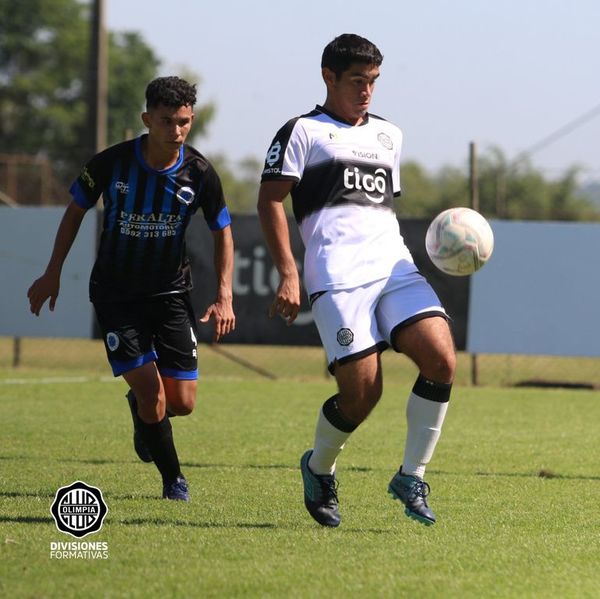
[137,416,182,484]
[322,394,359,433]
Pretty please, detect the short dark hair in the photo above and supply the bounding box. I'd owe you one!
[145,76,197,110]
[321,34,383,77]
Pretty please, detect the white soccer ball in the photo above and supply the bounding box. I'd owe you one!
[425,207,494,276]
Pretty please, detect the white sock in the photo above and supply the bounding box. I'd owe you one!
[402,391,449,479]
[308,407,353,475]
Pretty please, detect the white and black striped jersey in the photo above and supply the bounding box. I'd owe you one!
[261,105,417,295]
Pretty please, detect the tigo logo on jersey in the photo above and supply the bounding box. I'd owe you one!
[343,167,387,204]
[176,186,195,206]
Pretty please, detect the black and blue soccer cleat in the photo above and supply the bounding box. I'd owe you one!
[300,450,341,528]
[388,469,436,525]
[162,475,189,501]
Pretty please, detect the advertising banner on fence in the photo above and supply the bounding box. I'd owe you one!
[186,215,469,349]
[0,209,468,350]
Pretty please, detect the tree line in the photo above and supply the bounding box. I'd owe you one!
[1,0,598,221]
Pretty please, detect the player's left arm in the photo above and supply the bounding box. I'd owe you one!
[199,224,235,342]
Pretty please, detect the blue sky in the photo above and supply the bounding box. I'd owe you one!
[107,0,600,182]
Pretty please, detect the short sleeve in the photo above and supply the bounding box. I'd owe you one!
[69,148,114,209]
[260,117,306,183]
[198,164,231,231]
[392,128,403,196]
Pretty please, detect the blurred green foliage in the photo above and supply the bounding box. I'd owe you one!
[1,1,597,220]
[398,148,600,221]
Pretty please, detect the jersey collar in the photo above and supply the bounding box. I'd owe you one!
[134,135,184,175]
[315,104,370,126]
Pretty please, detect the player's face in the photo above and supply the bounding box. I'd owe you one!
[323,63,380,125]
[142,104,194,152]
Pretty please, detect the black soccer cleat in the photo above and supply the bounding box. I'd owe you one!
[300,450,341,527]
[126,390,153,463]
[388,469,436,525]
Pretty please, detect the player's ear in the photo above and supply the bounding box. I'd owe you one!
[322,67,337,88]
[141,111,151,128]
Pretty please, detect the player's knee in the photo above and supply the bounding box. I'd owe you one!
[169,398,195,416]
[338,383,382,423]
[167,392,196,416]
[423,350,456,384]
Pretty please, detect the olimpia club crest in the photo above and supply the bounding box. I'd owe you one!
[51,481,108,538]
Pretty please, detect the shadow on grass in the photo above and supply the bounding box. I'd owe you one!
[115,518,392,534]
[0,515,53,524]
[180,461,375,473]
[0,454,377,473]
[0,514,279,531]
[116,518,276,530]
[0,454,133,466]
[0,490,55,499]
[474,470,600,481]
[0,513,394,535]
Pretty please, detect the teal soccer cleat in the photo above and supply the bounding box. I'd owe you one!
[300,450,341,527]
[388,469,436,525]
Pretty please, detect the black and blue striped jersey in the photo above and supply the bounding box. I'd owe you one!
[70,135,231,302]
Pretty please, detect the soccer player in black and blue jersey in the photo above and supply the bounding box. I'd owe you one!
[28,76,235,501]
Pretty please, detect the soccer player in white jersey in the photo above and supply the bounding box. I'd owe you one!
[257,34,456,527]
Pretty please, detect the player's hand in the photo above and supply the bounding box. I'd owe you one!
[269,274,301,325]
[27,272,60,316]
[199,297,236,342]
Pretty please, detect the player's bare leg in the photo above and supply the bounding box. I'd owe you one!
[162,378,197,416]
[388,316,456,524]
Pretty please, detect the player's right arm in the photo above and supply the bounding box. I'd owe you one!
[27,201,88,316]
[257,180,300,325]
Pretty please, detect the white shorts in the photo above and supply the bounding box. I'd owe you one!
[310,271,447,372]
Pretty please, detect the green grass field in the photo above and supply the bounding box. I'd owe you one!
[1,341,600,598]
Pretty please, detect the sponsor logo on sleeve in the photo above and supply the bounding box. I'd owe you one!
[81,167,96,189]
[265,141,282,167]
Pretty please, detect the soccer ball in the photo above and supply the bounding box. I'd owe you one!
[425,207,494,276]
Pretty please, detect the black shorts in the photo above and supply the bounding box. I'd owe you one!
[93,294,199,379]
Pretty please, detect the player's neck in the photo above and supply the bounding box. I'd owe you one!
[321,100,365,126]
[142,136,181,170]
